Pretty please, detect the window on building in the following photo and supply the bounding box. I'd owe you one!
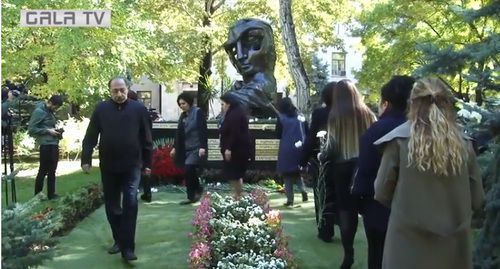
[137,91,152,108]
[332,52,346,76]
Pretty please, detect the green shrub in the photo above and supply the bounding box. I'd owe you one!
[1,195,58,269]
[50,183,103,236]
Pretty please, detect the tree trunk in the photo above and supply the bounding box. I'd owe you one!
[279,0,310,113]
[475,87,483,106]
[197,12,212,118]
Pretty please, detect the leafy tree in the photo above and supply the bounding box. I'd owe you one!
[2,0,186,108]
[353,0,499,105]
[415,1,500,105]
[2,0,352,115]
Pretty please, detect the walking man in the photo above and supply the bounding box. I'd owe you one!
[81,77,152,261]
[28,95,64,200]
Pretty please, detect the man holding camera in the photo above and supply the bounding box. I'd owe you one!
[28,95,64,200]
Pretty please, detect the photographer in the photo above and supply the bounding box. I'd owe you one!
[1,89,20,128]
[28,95,64,200]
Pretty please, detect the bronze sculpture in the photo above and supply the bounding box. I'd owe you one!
[223,18,278,118]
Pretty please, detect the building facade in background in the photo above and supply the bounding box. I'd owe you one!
[316,24,363,84]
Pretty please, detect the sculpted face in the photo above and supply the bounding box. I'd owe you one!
[224,19,276,78]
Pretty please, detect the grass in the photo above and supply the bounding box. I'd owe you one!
[3,163,369,269]
[38,191,368,269]
[1,167,101,210]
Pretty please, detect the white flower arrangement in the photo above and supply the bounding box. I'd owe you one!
[193,192,292,268]
[458,108,482,123]
[316,130,327,138]
[297,115,306,122]
[457,108,471,119]
[294,141,303,148]
[470,111,482,123]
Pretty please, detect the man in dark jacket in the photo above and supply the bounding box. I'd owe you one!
[81,77,152,262]
[351,75,414,269]
[299,82,337,241]
[28,95,64,200]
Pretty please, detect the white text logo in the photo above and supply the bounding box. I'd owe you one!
[20,10,111,27]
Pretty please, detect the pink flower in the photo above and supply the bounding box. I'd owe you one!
[251,188,270,213]
[192,193,213,239]
[188,242,211,269]
[266,210,282,228]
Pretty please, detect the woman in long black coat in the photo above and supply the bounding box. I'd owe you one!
[219,93,253,199]
[351,75,415,269]
[318,80,376,269]
[171,93,208,204]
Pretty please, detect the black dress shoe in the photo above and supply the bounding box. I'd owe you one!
[302,192,309,202]
[122,250,138,261]
[283,202,293,207]
[140,194,152,203]
[317,234,333,243]
[340,249,354,269]
[107,243,121,254]
[48,194,60,200]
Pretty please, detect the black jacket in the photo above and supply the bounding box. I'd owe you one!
[81,99,153,172]
[174,106,208,167]
[351,109,406,231]
[300,106,330,166]
[220,105,253,163]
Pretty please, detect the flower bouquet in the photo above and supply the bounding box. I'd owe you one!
[188,189,296,269]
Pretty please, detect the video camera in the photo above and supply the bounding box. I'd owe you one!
[55,128,65,140]
[148,108,160,122]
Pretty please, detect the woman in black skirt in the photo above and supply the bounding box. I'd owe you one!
[219,93,252,199]
[318,79,376,268]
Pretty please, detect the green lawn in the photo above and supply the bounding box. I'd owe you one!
[1,167,101,209]
[39,191,368,269]
[2,164,368,269]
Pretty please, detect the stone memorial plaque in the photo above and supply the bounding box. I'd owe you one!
[152,120,279,170]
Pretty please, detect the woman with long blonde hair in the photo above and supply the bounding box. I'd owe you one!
[318,79,376,268]
[374,77,485,269]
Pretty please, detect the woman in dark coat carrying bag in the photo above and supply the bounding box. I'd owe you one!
[170,93,208,204]
[276,97,308,206]
[219,93,253,199]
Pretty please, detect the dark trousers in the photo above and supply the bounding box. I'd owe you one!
[334,161,359,264]
[318,176,337,239]
[364,225,386,269]
[283,172,306,204]
[309,160,322,225]
[185,165,202,201]
[141,174,151,197]
[34,145,59,198]
[101,168,141,252]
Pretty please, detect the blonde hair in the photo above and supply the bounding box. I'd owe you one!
[407,77,467,176]
[327,79,376,159]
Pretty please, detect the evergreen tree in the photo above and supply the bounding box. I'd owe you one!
[415,1,500,106]
[474,127,500,269]
[309,55,330,96]
[1,190,58,269]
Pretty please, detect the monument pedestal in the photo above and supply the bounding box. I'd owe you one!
[152,120,279,171]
